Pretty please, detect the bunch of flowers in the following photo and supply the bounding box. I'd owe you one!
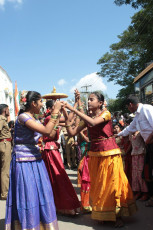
[20,90,28,108]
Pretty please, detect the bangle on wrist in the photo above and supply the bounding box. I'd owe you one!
[53,125,58,130]
[78,106,83,111]
[51,114,59,119]
[65,124,71,128]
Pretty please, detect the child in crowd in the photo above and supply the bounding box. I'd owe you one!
[122,118,133,186]
[129,131,148,201]
[113,123,125,167]
[63,90,137,227]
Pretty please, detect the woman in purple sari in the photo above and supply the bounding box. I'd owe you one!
[5,91,62,230]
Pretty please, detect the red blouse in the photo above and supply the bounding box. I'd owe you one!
[87,110,121,157]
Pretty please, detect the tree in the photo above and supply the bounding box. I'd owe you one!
[98,0,153,111]
[107,98,129,113]
[114,0,151,9]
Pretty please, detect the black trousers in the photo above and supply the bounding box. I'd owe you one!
[142,143,153,196]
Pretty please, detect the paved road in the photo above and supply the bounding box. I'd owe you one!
[1,169,153,229]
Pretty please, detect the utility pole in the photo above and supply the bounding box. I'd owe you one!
[81,85,92,93]
[81,85,92,109]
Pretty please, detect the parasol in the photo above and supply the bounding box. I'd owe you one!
[42,86,68,100]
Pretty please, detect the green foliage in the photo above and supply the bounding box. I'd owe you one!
[98,0,153,112]
[107,98,129,113]
[114,0,151,9]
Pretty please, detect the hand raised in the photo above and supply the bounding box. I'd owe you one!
[64,102,73,111]
[54,101,62,110]
[75,89,80,102]
[62,108,69,120]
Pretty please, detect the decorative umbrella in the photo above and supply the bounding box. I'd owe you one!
[42,86,68,100]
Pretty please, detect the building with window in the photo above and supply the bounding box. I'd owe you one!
[134,62,153,105]
[0,66,15,120]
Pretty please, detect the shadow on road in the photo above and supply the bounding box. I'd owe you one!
[66,173,77,177]
[0,219,5,229]
[73,187,80,195]
[68,178,78,184]
[57,213,138,229]
[64,169,153,230]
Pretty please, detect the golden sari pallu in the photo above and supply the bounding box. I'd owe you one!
[5,220,59,230]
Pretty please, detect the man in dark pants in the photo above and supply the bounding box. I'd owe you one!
[117,95,153,206]
[0,104,11,200]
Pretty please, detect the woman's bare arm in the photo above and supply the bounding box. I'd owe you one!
[65,103,105,127]
[62,107,86,136]
[80,129,89,143]
[25,101,63,135]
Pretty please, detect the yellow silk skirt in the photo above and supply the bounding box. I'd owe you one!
[88,154,137,221]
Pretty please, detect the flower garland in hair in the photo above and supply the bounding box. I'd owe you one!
[20,90,28,109]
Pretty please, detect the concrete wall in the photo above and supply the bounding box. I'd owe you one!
[0,66,15,120]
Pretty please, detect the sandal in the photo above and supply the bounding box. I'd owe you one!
[145,198,153,207]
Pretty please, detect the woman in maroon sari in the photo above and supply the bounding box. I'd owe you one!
[42,100,80,215]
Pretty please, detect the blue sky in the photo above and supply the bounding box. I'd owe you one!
[0,0,136,100]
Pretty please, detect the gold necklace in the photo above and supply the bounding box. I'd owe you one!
[92,110,102,119]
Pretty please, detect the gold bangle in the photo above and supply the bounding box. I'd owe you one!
[51,114,58,119]
[78,106,83,110]
[65,124,71,128]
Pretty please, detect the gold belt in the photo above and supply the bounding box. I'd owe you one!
[44,145,59,150]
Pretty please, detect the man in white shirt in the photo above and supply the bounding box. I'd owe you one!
[57,128,65,163]
[117,95,153,206]
[118,96,153,142]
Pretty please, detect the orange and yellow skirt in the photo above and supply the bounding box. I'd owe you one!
[88,153,137,221]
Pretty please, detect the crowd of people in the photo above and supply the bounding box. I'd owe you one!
[0,90,153,229]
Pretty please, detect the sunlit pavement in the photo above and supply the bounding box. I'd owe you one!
[1,169,153,230]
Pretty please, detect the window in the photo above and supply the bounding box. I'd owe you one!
[145,84,152,96]
[135,82,140,94]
